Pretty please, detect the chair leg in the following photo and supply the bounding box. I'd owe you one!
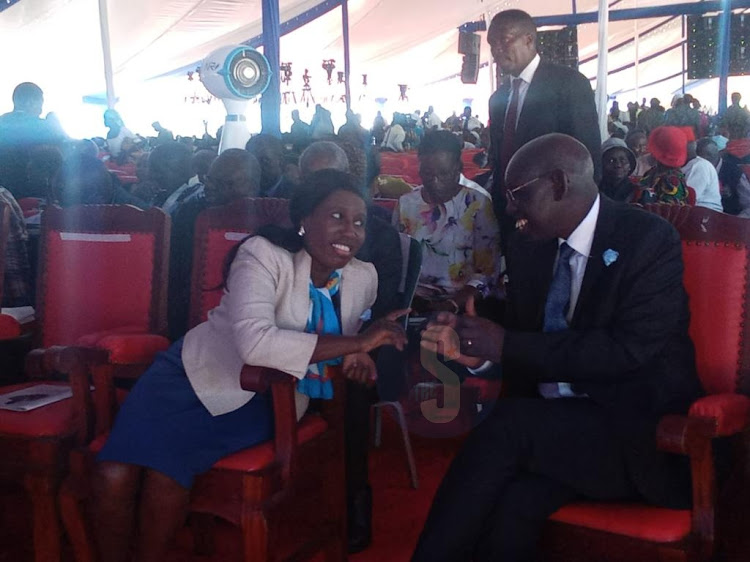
[390,402,419,489]
[373,404,383,447]
[322,534,347,562]
[240,508,271,562]
[58,476,96,562]
[190,513,216,556]
[24,473,61,562]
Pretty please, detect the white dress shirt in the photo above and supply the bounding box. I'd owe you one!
[470,196,600,381]
[505,54,541,129]
[546,195,600,397]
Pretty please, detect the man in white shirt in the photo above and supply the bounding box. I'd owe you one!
[381,117,406,152]
[424,106,442,130]
[681,138,722,211]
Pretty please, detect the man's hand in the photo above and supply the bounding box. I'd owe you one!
[455,296,505,364]
[420,312,485,369]
[452,285,482,312]
[342,352,377,387]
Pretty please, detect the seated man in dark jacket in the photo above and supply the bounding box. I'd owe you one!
[413,133,703,562]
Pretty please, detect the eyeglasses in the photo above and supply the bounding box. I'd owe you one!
[505,176,542,203]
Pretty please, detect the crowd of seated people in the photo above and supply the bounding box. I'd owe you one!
[3,11,750,555]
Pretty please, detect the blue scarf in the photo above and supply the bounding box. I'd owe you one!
[297,271,342,399]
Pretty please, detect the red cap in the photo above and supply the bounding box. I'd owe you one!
[647,126,688,168]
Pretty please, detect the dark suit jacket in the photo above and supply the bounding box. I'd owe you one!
[489,61,602,193]
[502,197,703,507]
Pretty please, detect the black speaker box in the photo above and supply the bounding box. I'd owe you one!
[461,54,480,84]
[459,32,481,56]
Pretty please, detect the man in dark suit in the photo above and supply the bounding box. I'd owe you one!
[412,133,703,561]
[487,10,601,228]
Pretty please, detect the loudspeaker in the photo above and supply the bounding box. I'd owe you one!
[536,27,578,69]
[458,32,481,56]
[687,14,750,78]
[461,54,480,84]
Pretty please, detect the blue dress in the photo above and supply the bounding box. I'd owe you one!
[97,338,273,488]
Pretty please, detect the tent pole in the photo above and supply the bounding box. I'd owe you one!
[718,0,731,113]
[595,0,609,140]
[634,0,639,102]
[487,11,496,95]
[261,0,282,137]
[97,0,116,109]
[342,0,351,112]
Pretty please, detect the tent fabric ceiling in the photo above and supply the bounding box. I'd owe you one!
[0,0,743,133]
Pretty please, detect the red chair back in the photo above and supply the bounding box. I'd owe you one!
[646,204,750,395]
[0,201,9,304]
[189,197,291,328]
[36,205,169,348]
[373,198,399,214]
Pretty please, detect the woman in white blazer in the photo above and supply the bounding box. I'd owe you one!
[93,170,408,562]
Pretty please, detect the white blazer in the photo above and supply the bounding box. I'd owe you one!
[182,236,378,418]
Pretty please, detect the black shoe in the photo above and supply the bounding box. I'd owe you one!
[347,485,372,554]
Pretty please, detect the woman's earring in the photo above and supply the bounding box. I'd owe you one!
[298,225,306,236]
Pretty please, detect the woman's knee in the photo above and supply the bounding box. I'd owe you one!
[93,461,141,496]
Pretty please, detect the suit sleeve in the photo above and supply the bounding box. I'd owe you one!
[503,222,686,384]
[559,70,602,182]
[227,239,318,379]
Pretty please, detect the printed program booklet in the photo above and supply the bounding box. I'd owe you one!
[0,384,73,412]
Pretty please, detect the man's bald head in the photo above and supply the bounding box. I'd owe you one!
[505,134,598,240]
[299,141,349,177]
[204,148,261,205]
[507,133,596,189]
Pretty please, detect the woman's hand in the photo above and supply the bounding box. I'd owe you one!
[342,352,377,387]
[357,308,410,352]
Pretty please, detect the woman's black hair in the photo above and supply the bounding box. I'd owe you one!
[222,169,365,288]
[256,168,365,252]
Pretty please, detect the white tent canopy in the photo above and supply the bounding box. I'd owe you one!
[2,0,749,138]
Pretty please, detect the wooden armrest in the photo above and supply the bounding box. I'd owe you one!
[656,414,717,455]
[23,346,95,446]
[239,365,345,486]
[657,414,719,555]
[240,365,296,393]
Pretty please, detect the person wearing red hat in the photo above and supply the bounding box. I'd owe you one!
[634,126,691,205]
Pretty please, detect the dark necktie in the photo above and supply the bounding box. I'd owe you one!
[499,78,522,181]
[539,242,575,398]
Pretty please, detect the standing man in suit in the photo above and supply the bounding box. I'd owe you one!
[411,133,703,561]
[487,10,601,229]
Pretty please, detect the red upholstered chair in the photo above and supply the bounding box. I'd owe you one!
[0,204,170,562]
[60,197,348,561]
[541,205,750,562]
[372,198,399,215]
[189,197,291,327]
